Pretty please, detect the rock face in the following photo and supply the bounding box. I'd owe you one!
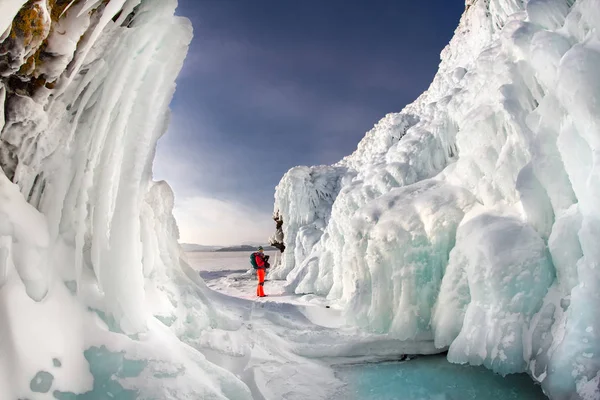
[0,0,136,180]
[271,0,600,398]
[269,211,285,253]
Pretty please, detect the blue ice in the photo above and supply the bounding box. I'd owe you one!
[334,355,547,400]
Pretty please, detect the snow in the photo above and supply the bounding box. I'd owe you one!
[2,0,600,398]
[187,250,279,273]
[188,251,441,352]
[271,0,600,398]
[187,251,447,399]
[0,172,49,301]
[191,251,335,310]
[191,253,547,400]
[0,1,254,399]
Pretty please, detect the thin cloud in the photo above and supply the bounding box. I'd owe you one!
[174,196,274,246]
[156,0,464,247]
[154,118,275,246]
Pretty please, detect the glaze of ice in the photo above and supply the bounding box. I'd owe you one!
[334,355,547,400]
[270,0,600,397]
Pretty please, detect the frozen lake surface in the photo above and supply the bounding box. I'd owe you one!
[185,250,280,272]
[187,251,548,400]
[333,356,547,400]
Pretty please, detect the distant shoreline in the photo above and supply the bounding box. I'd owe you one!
[214,246,277,253]
[181,243,277,253]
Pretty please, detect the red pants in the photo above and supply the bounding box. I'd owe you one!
[257,268,266,297]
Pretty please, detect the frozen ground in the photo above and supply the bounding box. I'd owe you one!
[187,251,279,273]
[187,251,343,325]
[188,251,332,306]
[188,251,548,400]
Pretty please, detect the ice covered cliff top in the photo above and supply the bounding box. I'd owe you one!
[272,0,600,398]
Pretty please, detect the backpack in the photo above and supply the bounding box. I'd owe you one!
[250,252,259,269]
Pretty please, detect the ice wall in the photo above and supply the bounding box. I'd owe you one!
[268,165,351,280]
[272,0,600,398]
[0,1,252,398]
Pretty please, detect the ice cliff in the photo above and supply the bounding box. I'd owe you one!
[0,0,257,398]
[271,0,600,398]
[0,1,408,399]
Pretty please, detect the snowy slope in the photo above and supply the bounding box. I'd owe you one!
[271,0,600,398]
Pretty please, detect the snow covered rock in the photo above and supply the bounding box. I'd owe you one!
[0,170,49,301]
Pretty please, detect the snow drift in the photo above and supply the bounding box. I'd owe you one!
[271,0,600,398]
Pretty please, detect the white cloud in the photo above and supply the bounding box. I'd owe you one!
[173,196,274,246]
[153,112,274,247]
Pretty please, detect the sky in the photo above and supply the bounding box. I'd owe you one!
[153,0,465,246]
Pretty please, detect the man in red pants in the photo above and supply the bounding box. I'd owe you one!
[254,246,268,297]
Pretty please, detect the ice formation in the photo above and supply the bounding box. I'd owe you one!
[0,1,253,398]
[1,1,394,399]
[271,0,600,398]
[2,0,598,398]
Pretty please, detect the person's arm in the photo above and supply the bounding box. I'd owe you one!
[255,254,265,267]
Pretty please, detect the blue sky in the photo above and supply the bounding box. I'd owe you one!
[154,0,464,246]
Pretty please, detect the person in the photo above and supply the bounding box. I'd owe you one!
[254,246,268,297]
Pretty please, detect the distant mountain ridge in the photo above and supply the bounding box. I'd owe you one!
[214,245,276,252]
[181,243,221,252]
[181,243,276,252]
